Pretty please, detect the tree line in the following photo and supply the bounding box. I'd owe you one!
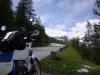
[0,0,49,46]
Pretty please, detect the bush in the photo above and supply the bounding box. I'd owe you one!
[89,67,100,75]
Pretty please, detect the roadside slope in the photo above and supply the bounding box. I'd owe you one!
[41,46,95,75]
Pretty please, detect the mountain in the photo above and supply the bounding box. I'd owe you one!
[54,36,68,41]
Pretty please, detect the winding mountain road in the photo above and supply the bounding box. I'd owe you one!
[32,43,66,75]
[32,43,65,60]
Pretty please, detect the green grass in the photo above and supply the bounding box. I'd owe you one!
[41,46,96,75]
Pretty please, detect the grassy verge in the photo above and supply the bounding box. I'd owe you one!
[41,46,97,75]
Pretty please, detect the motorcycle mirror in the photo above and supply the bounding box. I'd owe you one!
[1,25,6,31]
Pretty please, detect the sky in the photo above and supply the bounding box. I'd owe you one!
[13,0,100,39]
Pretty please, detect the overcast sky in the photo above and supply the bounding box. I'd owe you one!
[13,0,100,39]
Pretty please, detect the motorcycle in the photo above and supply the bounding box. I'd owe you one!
[0,26,41,75]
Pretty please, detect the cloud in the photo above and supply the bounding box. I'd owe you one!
[57,0,95,15]
[45,23,68,37]
[45,19,100,39]
[34,0,54,6]
[69,19,100,39]
[40,13,54,24]
[40,15,49,23]
[73,0,94,13]
[69,22,87,38]
[45,28,68,37]
[34,0,53,3]
[55,24,66,30]
[88,19,100,24]
[57,1,67,9]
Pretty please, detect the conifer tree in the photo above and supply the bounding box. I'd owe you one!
[0,0,13,37]
[14,0,36,30]
[94,0,100,16]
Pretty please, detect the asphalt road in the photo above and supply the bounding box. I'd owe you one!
[32,43,65,60]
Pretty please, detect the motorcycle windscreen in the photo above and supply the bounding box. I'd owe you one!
[0,51,13,62]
